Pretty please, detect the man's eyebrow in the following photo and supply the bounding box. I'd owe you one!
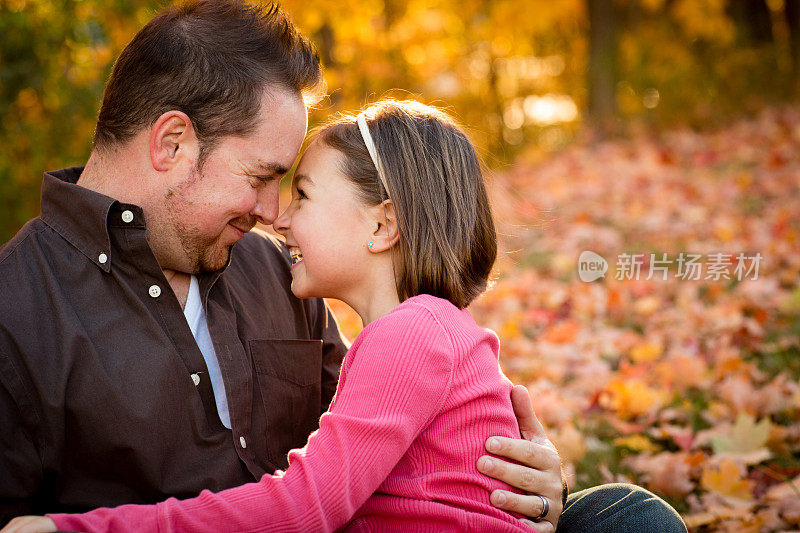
[249,162,290,177]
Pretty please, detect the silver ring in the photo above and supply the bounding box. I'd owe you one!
[534,495,550,521]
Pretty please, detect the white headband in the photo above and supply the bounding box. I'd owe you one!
[356,112,390,197]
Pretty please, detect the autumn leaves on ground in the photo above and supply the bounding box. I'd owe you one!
[328,108,800,532]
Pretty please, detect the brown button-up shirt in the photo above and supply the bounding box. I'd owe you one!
[0,168,348,524]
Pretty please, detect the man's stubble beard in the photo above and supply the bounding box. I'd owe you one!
[160,167,232,274]
[171,216,232,274]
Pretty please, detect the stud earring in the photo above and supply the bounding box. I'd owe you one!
[368,241,374,249]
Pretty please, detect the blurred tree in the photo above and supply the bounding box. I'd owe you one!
[785,0,800,82]
[587,0,617,134]
[728,0,773,44]
[0,0,160,242]
[1,0,797,242]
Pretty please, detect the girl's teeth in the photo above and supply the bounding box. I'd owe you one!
[290,248,303,264]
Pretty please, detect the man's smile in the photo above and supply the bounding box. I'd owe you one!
[228,221,255,240]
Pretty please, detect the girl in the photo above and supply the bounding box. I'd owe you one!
[41,100,530,531]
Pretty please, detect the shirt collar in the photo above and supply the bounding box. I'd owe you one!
[40,167,232,286]
[40,167,146,273]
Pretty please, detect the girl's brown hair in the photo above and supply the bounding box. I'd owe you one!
[316,99,497,309]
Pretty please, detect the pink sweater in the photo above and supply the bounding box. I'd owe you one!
[50,294,527,532]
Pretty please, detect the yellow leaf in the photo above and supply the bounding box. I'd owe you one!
[541,320,579,344]
[701,459,754,500]
[629,341,663,363]
[599,379,664,420]
[614,434,659,452]
[711,413,772,455]
[633,296,660,316]
[551,424,586,464]
[714,222,735,243]
[499,312,523,340]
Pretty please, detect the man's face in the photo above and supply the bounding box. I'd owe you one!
[151,89,308,274]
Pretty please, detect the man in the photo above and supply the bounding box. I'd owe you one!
[0,1,684,532]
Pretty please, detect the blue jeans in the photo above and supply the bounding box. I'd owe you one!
[556,483,687,533]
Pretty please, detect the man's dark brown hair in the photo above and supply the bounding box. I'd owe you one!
[94,0,324,160]
[316,100,497,309]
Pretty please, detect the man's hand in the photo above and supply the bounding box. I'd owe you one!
[0,516,57,533]
[477,385,564,532]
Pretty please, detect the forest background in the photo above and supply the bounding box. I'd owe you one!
[2,0,800,531]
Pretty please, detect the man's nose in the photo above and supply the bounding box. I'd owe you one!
[252,189,280,225]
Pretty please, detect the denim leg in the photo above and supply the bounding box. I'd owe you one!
[555,483,687,533]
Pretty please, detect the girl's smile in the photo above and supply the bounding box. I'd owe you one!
[288,246,303,267]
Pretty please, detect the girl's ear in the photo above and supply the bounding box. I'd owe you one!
[368,199,400,253]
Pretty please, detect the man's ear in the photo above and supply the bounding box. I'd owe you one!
[368,199,400,253]
[149,111,199,172]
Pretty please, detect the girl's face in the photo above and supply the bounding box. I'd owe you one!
[274,140,375,301]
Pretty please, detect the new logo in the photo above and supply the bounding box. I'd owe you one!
[578,251,608,282]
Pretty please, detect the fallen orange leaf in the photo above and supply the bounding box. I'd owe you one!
[599,379,664,420]
[629,341,663,363]
[701,459,754,500]
[541,320,579,344]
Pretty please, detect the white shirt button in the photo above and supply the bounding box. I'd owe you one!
[98,253,108,264]
[191,373,200,386]
[148,285,161,298]
[121,210,134,223]
[239,436,247,449]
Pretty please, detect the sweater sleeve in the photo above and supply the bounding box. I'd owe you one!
[49,303,455,533]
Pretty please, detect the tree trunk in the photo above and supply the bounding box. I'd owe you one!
[587,0,617,136]
[315,20,336,68]
[728,0,774,44]
[786,0,800,87]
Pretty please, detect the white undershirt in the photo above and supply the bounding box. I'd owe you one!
[183,275,231,429]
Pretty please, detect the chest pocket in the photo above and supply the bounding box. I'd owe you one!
[249,339,323,468]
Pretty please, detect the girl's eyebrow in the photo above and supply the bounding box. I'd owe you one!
[293,173,315,187]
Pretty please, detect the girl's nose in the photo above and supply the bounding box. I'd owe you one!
[273,206,291,237]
